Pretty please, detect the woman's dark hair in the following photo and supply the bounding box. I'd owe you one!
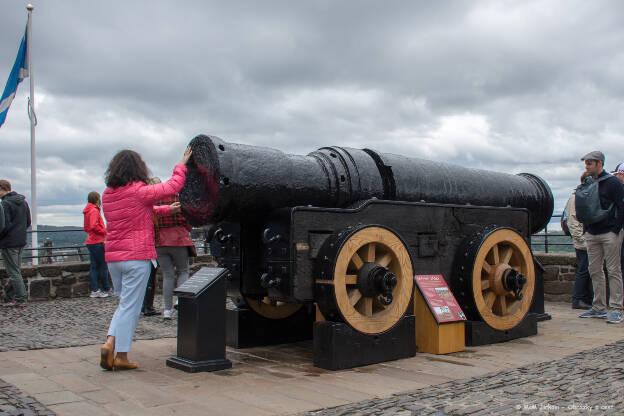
[105,150,150,188]
[87,191,100,204]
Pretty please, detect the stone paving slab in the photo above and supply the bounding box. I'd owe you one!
[1,301,624,415]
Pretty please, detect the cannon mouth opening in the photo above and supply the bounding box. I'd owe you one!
[179,135,221,226]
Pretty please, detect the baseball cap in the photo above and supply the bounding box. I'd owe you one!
[580,150,605,163]
[611,162,624,174]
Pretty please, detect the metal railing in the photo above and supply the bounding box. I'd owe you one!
[7,213,572,265]
[18,228,210,265]
[530,213,574,253]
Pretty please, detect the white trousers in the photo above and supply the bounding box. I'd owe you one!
[107,260,151,352]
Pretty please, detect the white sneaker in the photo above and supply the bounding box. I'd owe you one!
[163,309,174,320]
[99,291,110,298]
[90,290,102,298]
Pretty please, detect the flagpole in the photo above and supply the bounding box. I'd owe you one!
[27,4,37,265]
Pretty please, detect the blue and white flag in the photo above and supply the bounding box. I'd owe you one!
[0,26,29,128]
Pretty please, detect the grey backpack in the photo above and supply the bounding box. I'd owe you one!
[575,174,613,225]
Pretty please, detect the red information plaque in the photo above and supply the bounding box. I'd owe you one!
[414,275,466,324]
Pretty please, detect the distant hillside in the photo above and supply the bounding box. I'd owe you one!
[27,225,86,248]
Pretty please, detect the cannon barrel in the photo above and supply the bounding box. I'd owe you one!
[180,135,553,233]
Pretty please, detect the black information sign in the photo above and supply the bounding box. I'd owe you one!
[174,267,229,298]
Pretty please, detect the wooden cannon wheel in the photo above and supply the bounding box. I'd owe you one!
[470,228,535,331]
[316,226,413,334]
[244,296,302,320]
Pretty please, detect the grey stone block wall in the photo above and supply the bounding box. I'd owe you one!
[535,252,576,303]
[0,254,216,301]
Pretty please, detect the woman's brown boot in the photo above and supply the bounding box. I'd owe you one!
[113,357,138,370]
[99,339,114,370]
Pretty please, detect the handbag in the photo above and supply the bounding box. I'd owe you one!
[187,243,198,257]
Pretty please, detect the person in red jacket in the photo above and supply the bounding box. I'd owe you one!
[99,147,191,371]
[82,191,112,298]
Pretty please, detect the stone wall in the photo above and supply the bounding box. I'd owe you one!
[0,255,216,301]
[535,252,577,303]
[1,253,578,303]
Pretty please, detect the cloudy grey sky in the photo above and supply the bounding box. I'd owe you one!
[1,0,623,227]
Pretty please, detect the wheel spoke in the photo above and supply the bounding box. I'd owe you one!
[377,252,392,267]
[506,298,522,314]
[350,252,364,270]
[373,296,388,311]
[493,295,507,315]
[485,291,496,308]
[480,279,490,290]
[348,288,363,306]
[365,243,376,262]
[501,246,513,265]
[491,244,500,265]
[345,274,358,285]
[481,262,492,274]
[357,297,373,317]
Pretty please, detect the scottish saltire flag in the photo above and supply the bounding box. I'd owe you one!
[0,27,29,128]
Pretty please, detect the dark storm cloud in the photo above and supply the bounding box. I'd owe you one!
[1,0,624,224]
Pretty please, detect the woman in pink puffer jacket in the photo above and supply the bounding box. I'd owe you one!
[99,147,192,371]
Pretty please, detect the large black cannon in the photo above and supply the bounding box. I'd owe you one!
[180,134,552,342]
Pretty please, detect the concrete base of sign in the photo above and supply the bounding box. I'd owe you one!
[313,315,416,371]
[414,289,465,354]
[166,355,232,373]
[464,313,538,346]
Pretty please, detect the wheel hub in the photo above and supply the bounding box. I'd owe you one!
[502,268,526,300]
[357,262,397,305]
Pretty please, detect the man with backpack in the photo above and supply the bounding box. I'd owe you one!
[0,179,31,307]
[577,151,624,323]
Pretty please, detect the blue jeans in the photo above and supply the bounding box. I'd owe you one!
[572,248,592,304]
[87,243,110,292]
[107,260,151,352]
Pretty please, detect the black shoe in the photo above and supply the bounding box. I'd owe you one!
[572,300,592,310]
[142,307,160,316]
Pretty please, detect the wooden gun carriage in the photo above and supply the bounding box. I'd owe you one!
[179,135,553,364]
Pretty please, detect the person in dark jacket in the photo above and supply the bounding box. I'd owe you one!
[577,151,624,324]
[0,179,31,307]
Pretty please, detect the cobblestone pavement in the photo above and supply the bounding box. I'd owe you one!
[300,340,624,416]
[0,295,176,352]
[0,380,54,416]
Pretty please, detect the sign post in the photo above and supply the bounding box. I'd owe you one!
[414,275,466,354]
[166,267,232,373]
